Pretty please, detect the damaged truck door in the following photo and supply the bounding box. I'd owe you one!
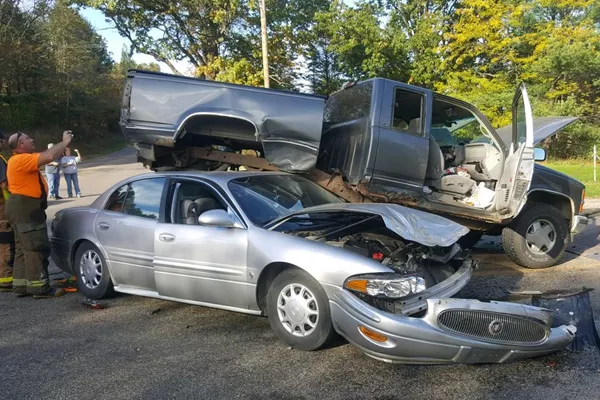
[494,83,535,218]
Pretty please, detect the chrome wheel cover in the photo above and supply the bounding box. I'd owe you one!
[526,219,557,255]
[276,283,319,337]
[79,249,103,289]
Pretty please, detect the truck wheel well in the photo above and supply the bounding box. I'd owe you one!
[526,191,572,221]
[179,115,259,149]
[256,262,300,315]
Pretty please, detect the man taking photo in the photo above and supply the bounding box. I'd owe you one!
[6,130,73,298]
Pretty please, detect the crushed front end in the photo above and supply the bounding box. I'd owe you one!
[326,286,576,364]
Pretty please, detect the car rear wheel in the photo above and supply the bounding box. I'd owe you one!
[74,242,114,299]
[266,268,337,351]
[502,204,569,269]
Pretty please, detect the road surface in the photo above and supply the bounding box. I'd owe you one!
[1,147,600,400]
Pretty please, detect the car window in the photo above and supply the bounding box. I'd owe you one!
[228,175,343,226]
[104,184,128,213]
[170,180,226,225]
[122,178,165,220]
[392,88,424,135]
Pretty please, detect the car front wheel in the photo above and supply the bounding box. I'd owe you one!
[502,204,569,269]
[74,241,114,299]
[266,268,337,351]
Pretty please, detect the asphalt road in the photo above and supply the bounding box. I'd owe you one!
[2,148,600,400]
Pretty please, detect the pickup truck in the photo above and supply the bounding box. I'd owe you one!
[120,70,587,269]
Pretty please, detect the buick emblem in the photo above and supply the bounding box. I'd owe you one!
[488,320,504,335]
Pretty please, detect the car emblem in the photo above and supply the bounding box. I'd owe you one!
[488,320,504,335]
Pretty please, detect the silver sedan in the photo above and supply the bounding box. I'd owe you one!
[50,171,575,363]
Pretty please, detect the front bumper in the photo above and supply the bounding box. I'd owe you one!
[328,288,576,364]
[571,214,588,234]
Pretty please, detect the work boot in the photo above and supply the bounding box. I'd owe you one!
[33,288,65,299]
[0,285,13,292]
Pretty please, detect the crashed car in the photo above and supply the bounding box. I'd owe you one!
[120,70,587,269]
[50,171,575,364]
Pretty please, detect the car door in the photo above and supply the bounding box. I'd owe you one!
[94,177,166,291]
[371,82,432,197]
[153,178,250,310]
[494,83,535,217]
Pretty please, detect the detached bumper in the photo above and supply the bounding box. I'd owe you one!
[328,289,575,364]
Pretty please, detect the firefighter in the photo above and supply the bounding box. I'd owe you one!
[6,130,72,298]
[0,131,14,292]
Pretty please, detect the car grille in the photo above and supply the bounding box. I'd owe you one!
[437,310,548,345]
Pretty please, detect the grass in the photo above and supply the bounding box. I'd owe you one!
[541,159,600,198]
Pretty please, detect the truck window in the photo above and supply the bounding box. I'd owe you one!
[392,88,424,136]
[431,97,492,146]
[324,81,373,125]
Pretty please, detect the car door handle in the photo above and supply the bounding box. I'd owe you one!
[97,222,110,230]
[159,233,176,243]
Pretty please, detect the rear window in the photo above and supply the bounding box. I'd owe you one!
[324,81,373,125]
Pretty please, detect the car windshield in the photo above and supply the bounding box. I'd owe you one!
[228,175,344,226]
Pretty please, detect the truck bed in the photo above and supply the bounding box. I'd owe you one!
[120,70,327,172]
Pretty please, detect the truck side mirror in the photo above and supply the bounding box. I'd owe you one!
[534,148,547,162]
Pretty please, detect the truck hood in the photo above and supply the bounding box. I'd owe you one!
[495,116,578,147]
[268,203,469,248]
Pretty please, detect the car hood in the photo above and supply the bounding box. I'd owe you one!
[268,203,469,248]
[495,116,578,147]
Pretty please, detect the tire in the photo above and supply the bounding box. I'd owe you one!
[266,268,337,351]
[74,241,114,299]
[458,231,484,249]
[502,204,569,269]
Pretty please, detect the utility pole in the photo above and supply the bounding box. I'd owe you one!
[259,0,270,88]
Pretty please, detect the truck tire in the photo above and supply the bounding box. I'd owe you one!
[502,204,569,269]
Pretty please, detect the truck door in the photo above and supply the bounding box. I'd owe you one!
[371,82,431,198]
[494,83,535,217]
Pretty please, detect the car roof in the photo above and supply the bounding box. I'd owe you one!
[132,170,292,186]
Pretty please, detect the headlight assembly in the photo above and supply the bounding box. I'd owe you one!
[344,274,426,299]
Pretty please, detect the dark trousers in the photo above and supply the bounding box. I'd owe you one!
[5,194,50,295]
[0,200,14,288]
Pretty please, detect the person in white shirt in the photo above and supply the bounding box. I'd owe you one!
[60,148,81,198]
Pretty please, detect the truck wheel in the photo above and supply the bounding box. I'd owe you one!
[502,204,569,269]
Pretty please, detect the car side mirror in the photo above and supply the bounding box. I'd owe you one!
[198,209,236,228]
[534,148,547,162]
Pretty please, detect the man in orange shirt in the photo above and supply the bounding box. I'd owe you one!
[6,130,72,298]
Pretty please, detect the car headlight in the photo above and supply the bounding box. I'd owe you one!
[344,274,426,299]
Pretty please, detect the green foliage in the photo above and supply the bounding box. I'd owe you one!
[2,0,599,160]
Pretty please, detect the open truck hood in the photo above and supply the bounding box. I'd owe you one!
[268,203,469,248]
[495,116,578,147]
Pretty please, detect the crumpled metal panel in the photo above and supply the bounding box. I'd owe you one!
[123,70,327,172]
[273,203,470,247]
